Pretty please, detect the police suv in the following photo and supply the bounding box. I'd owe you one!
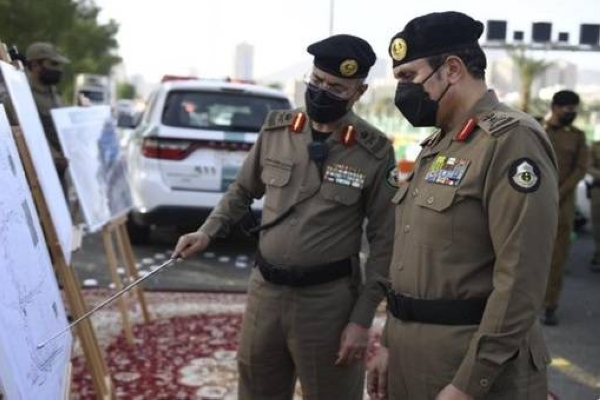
[125,77,293,243]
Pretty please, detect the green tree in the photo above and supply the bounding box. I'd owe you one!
[0,0,121,104]
[508,46,552,114]
[116,81,136,99]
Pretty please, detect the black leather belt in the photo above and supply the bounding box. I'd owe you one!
[255,251,352,287]
[380,283,487,326]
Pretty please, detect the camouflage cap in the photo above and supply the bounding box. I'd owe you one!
[25,42,70,64]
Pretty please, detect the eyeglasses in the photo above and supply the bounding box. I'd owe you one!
[302,73,361,101]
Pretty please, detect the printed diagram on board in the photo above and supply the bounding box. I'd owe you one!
[0,124,71,399]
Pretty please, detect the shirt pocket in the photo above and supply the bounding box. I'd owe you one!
[261,159,293,213]
[413,185,457,249]
[320,182,361,206]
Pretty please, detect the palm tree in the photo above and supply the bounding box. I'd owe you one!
[509,46,553,113]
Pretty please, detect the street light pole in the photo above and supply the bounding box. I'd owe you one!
[329,0,334,36]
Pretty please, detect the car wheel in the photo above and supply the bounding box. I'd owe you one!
[126,218,151,245]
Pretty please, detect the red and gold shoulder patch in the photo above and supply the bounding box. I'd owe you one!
[455,117,477,142]
[290,112,307,133]
[341,125,356,146]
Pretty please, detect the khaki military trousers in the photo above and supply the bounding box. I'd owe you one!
[544,194,575,310]
[385,317,548,400]
[237,269,364,400]
[591,187,600,260]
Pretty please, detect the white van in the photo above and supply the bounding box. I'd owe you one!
[124,78,292,243]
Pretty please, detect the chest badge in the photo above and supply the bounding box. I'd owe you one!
[425,155,471,186]
[324,163,366,189]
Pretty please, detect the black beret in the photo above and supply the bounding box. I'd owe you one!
[389,11,484,67]
[307,34,376,79]
[552,90,580,106]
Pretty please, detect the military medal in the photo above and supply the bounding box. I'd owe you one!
[324,163,366,188]
[455,117,477,142]
[425,155,470,186]
[341,125,356,147]
[290,112,307,133]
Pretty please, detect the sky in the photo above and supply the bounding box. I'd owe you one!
[95,0,600,84]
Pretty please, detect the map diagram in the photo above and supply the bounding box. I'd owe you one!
[53,106,132,233]
[0,107,71,399]
[0,61,73,264]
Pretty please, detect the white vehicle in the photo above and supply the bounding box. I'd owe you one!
[125,78,293,243]
[74,73,111,106]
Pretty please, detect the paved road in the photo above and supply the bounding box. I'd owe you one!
[72,225,600,399]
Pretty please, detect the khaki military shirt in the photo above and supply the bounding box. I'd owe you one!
[29,78,65,158]
[200,109,397,327]
[388,91,558,397]
[544,121,588,200]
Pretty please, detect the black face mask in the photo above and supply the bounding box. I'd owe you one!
[304,87,350,124]
[559,111,577,126]
[39,68,63,86]
[394,64,450,127]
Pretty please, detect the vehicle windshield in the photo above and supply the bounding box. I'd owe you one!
[161,90,291,132]
[79,90,105,102]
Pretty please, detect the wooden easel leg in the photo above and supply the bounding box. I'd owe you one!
[101,227,135,345]
[116,223,151,323]
[63,265,114,399]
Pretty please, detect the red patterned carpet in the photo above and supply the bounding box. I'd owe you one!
[70,290,384,399]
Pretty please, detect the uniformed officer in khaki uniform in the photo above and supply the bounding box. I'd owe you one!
[589,140,600,272]
[541,90,588,325]
[173,34,396,400]
[367,12,558,400]
[25,42,70,194]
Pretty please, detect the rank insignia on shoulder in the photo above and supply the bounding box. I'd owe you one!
[455,117,477,142]
[508,158,541,193]
[478,112,518,136]
[290,112,307,133]
[263,110,295,131]
[341,125,356,146]
[425,155,470,186]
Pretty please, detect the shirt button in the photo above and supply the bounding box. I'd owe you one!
[426,196,434,205]
[403,225,410,233]
[290,218,298,226]
[269,178,275,185]
[480,378,489,387]
[397,263,404,270]
[334,195,341,202]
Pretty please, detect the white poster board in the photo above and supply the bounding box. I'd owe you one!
[0,61,73,264]
[52,106,132,232]
[0,106,72,400]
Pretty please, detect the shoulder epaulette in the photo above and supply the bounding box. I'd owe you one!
[355,128,391,159]
[478,111,519,137]
[263,110,295,131]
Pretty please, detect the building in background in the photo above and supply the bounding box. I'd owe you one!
[234,42,254,81]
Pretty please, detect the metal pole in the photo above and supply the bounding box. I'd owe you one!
[329,0,335,36]
[37,258,181,349]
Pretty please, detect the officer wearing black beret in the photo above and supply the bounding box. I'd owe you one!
[367,11,558,400]
[174,33,396,400]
